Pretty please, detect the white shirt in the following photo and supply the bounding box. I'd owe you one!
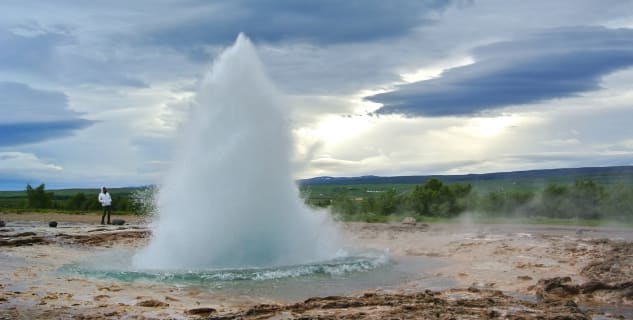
[98,192,112,206]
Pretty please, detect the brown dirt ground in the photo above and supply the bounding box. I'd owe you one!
[0,215,632,319]
[0,212,146,224]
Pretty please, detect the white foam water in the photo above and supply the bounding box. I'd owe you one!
[68,250,390,282]
[133,34,339,269]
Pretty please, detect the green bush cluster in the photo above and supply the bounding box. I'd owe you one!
[25,184,54,209]
[329,178,471,219]
[325,178,633,222]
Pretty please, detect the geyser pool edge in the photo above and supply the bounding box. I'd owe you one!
[132,34,341,270]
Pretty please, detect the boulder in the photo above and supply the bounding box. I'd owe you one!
[49,221,58,228]
[111,219,125,226]
[0,221,5,227]
[186,307,217,316]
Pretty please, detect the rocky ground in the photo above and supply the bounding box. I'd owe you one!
[0,213,632,319]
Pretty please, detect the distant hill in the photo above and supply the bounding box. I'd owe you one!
[298,166,633,188]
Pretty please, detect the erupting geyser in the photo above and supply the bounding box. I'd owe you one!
[133,34,339,269]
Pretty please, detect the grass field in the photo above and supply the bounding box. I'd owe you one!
[0,187,143,211]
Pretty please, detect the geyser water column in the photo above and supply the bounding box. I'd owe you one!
[133,34,339,270]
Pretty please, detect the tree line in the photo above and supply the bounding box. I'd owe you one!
[321,178,633,221]
[21,184,134,212]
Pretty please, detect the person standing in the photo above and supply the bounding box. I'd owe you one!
[98,186,112,225]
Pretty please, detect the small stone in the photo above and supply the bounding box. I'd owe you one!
[93,295,110,301]
[136,299,169,307]
[0,221,5,227]
[111,219,125,226]
[186,307,217,316]
[49,221,58,228]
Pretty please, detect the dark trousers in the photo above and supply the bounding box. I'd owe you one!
[101,205,112,224]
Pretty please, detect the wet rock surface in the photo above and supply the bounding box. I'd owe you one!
[0,228,149,247]
[205,290,590,319]
[581,239,633,285]
[0,232,49,246]
[534,239,633,305]
[55,229,150,246]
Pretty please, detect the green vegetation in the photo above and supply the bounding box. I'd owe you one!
[0,184,146,214]
[302,178,633,224]
[2,168,632,226]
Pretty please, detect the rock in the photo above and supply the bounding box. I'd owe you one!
[136,299,169,307]
[401,217,417,225]
[245,304,283,316]
[49,221,58,228]
[0,221,5,227]
[214,289,590,319]
[579,281,611,293]
[535,277,580,300]
[0,236,48,246]
[186,307,217,316]
[111,219,125,226]
[15,232,37,237]
[93,295,110,301]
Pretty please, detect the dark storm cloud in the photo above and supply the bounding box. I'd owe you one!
[146,0,452,47]
[369,27,633,117]
[0,82,94,146]
[0,28,148,88]
[0,28,72,73]
[0,120,93,146]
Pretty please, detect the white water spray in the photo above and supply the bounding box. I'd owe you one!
[133,34,339,270]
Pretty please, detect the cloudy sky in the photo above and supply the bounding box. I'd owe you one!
[1,0,633,190]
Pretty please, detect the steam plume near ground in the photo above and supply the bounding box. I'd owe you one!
[133,34,340,269]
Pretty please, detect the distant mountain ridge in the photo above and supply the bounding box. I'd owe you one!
[298,165,633,186]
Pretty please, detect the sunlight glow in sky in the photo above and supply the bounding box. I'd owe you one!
[400,56,475,83]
